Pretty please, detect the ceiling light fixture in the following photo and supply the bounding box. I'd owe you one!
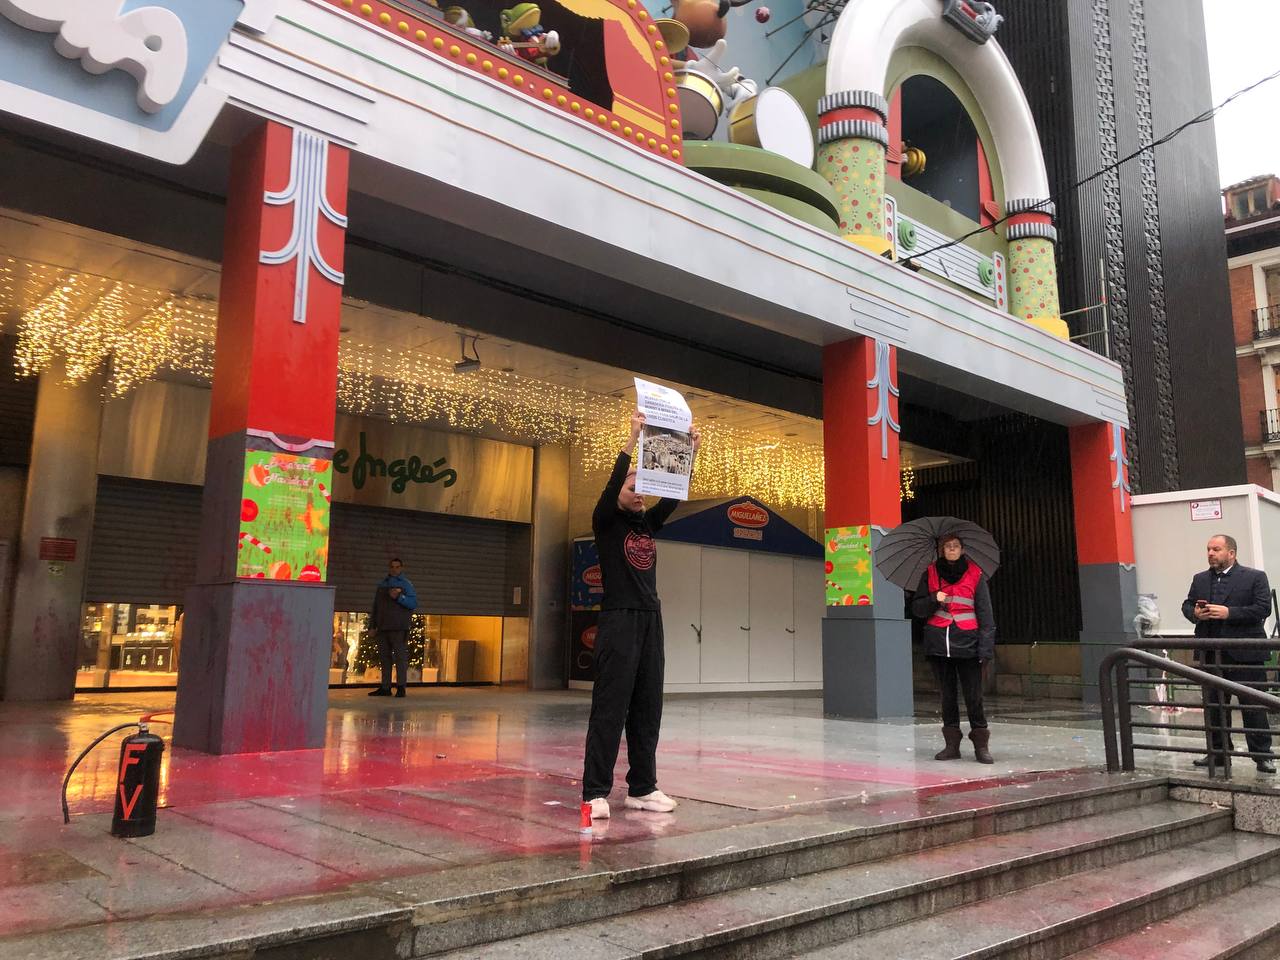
[454,333,481,373]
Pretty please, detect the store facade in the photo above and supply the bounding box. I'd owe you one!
[77,379,534,690]
[0,0,1139,752]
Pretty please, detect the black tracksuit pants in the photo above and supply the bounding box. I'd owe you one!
[929,655,987,729]
[582,609,664,801]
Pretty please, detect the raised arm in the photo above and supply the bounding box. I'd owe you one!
[593,410,644,530]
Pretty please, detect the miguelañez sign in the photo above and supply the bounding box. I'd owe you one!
[0,0,276,163]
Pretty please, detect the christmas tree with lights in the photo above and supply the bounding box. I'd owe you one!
[354,614,432,677]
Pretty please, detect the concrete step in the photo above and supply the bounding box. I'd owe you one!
[426,800,1234,959]
[789,832,1280,960]
[1064,876,1280,960]
[0,771,1167,960]
[399,772,1169,956]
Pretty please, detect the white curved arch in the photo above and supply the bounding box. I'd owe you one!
[825,0,1049,202]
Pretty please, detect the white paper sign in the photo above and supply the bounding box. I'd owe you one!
[634,377,693,500]
[1190,499,1222,522]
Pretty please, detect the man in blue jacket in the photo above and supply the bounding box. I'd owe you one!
[370,558,418,698]
[1182,534,1275,773]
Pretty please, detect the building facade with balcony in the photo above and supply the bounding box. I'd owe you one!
[0,0,1226,749]
[1227,175,1280,489]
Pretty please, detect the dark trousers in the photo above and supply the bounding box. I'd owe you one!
[582,609,664,801]
[1203,662,1274,757]
[929,655,987,729]
[376,629,409,690]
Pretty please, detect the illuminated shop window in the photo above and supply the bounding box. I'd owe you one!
[333,612,504,684]
[77,603,181,689]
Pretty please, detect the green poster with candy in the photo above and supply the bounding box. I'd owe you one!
[825,525,873,607]
[237,451,332,581]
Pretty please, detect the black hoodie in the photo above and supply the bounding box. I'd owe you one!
[592,452,679,610]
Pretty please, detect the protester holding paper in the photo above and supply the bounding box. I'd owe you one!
[581,407,701,819]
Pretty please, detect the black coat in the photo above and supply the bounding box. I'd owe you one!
[910,561,996,660]
[1181,564,1272,663]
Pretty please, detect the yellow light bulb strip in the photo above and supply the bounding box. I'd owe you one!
[1,257,826,506]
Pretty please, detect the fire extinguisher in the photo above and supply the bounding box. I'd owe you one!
[62,712,172,834]
[111,723,165,838]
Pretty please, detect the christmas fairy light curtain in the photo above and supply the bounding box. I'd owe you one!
[0,256,825,508]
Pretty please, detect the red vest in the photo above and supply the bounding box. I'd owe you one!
[927,562,982,631]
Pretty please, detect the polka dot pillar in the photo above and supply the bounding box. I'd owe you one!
[1008,237,1067,338]
[817,138,885,248]
[816,92,891,257]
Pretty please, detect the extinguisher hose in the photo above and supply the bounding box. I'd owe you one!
[61,722,139,825]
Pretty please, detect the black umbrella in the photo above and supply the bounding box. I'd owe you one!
[874,516,1001,591]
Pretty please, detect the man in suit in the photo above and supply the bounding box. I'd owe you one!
[1182,534,1275,773]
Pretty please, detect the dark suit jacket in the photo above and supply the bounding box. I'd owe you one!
[1182,564,1272,663]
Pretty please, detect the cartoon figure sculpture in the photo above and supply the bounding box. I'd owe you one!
[499,3,561,67]
[444,5,493,41]
[674,38,756,140]
[941,0,1002,43]
[670,0,754,49]
[672,34,811,166]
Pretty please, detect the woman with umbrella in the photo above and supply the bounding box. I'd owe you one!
[910,534,996,763]
[877,517,999,764]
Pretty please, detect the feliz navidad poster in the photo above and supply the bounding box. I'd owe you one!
[237,452,333,581]
[825,525,873,607]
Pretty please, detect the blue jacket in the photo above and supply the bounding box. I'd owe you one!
[372,574,417,631]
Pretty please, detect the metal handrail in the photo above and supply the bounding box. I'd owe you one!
[1099,641,1280,778]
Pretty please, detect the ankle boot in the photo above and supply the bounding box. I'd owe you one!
[934,726,963,760]
[969,727,994,764]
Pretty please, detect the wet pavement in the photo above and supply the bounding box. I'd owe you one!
[0,686,1258,949]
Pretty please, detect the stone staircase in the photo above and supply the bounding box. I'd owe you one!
[16,771,1280,959]
[413,772,1280,960]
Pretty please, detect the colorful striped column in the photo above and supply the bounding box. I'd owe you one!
[1006,198,1067,338]
[816,90,893,257]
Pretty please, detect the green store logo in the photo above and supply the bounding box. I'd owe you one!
[333,432,459,494]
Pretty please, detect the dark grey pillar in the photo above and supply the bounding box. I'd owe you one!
[173,431,334,753]
[2,358,103,702]
[822,540,914,719]
[1078,562,1138,705]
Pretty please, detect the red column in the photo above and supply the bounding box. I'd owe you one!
[174,121,349,754]
[820,336,911,718]
[824,337,902,531]
[1069,420,1137,705]
[1069,421,1135,566]
[212,120,347,442]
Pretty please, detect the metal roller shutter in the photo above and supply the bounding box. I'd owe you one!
[329,503,527,616]
[85,481,526,615]
[86,477,202,605]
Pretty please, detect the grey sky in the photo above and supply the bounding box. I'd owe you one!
[1204,0,1280,188]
